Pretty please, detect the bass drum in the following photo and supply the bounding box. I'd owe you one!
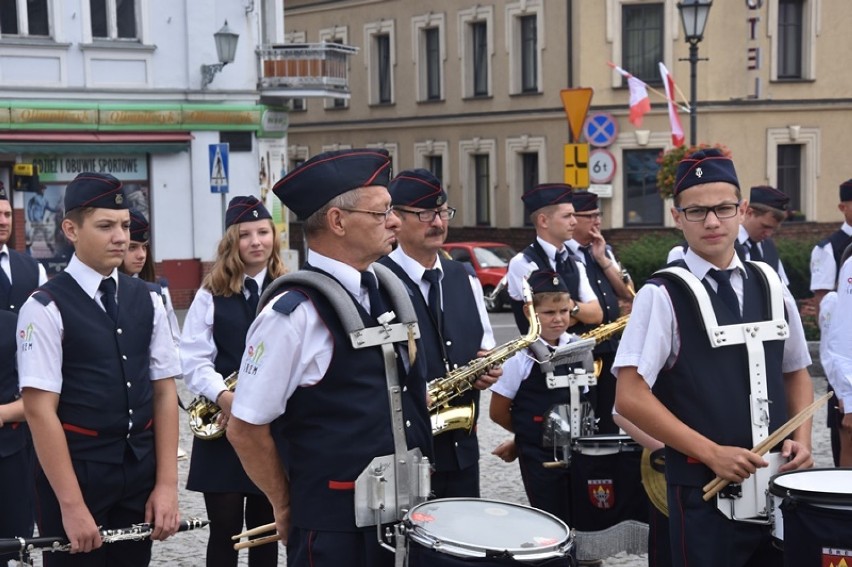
[768,468,852,567]
[569,435,648,531]
[404,498,575,566]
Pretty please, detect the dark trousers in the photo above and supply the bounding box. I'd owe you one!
[36,453,156,567]
[647,503,672,567]
[431,461,480,499]
[667,485,781,567]
[0,445,35,563]
[590,351,618,435]
[287,526,394,567]
[518,446,573,526]
[203,492,277,567]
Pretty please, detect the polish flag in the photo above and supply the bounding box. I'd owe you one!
[608,62,651,126]
[659,62,685,147]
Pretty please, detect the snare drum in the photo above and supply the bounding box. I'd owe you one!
[768,468,852,566]
[570,435,648,531]
[404,498,575,566]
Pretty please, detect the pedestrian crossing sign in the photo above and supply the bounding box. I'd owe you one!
[209,143,230,193]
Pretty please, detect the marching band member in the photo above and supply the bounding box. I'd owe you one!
[228,149,433,567]
[823,251,852,466]
[17,172,182,566]
[380,168,498,498]
[1,182,48,313]
[180,196,284,567]
[506,183,601,334]
[614,148,813,566]
[565,190,633,434]
[120,210,181,346]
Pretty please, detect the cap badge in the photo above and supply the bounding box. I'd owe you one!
[695,167,703,178]
[253,210,259,218]
[115,194,124,204]
[142,231,150,241]
[436,195,445,206]
[552,276,559,286]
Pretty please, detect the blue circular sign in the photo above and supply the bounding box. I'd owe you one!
[583,112,619,148]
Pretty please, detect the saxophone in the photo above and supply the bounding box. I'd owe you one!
[187,371,238,440]
[429,278,540,435]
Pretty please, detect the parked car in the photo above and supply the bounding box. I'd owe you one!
[441,241,516,312]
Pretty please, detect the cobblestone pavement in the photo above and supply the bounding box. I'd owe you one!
[25,312,835,566]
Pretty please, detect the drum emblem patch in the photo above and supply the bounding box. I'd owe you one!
[822,547,852,567]
[587,479,615,509]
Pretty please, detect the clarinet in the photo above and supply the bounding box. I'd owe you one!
[0,518,209,557]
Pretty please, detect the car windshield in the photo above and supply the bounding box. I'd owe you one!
[474,246,515,268]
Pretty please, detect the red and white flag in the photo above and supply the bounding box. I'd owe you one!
[659,62,685,147]
[608,62,651,126]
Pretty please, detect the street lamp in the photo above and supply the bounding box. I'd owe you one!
[201,21,240,90]
[677,0,713,146]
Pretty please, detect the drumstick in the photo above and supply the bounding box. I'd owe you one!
[231,522,276,541]
[233,533,281,551]
[701,391,832,502]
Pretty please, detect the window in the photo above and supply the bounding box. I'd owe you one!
[428,155,443,183]
[777,0,803,79]
[506,136,546,226]
[622,3,663,85]
[413,13,445,102]
[284,31,307,111]
[623,149,663,226]
[474,155,490,226]
[425,28,441,100]
[459,6,493,98]
[90,0,137,40]
[776,144,802,212]
[320,26,350,109]
[0,0,50,36]
[519,16,537,92]
[365,19,395,105]
[220,132,252,153]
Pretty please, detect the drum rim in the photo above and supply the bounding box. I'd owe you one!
[405,497,572,559]
[768,467,852,505]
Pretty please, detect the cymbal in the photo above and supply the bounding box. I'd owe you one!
[640,447,668,517]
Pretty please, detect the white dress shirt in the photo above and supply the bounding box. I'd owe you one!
[0,243,48,286]
[507,236,597,303]
[824,259,852,411]
[810,222,852,292]
[17,254,180,394]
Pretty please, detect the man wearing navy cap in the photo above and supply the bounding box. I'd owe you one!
[810,179,852,466]
[379,168,498,498]
[506,183,602,334]
[565,190,633,435]
[613,148,813,567]
[0,182,48,312]
[17,172,182,565]
[228,150,433,567]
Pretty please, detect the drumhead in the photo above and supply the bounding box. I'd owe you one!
[405,498,571,560]
[768,468,852,506]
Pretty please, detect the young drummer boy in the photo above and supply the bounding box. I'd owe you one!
[490,270,591,526]
[17,172,181,566]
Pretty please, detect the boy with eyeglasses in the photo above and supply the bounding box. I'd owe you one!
[565,190,633,434]
[613,148,813,567]
[379,168,499,498]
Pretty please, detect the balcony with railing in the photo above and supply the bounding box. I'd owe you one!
[257,42,359,99]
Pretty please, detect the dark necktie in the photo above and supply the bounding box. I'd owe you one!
[361,271,388,319]
[99,277,118,323]
[708,269,741,320]
[580,246,595,269]
[0,252,11,306]
[554,250,567,274]
[747,239,763,262]
[422,268,443,331]
[245,278,260,315]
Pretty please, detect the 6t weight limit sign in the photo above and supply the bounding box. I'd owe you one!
[588,149,616,184]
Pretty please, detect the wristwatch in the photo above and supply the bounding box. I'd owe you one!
[570,303,580,317]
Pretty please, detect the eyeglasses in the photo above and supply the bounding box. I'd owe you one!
[394,207,457,223]
[675,202,741,222]
[574,212,602,219]
[338,207,395,221]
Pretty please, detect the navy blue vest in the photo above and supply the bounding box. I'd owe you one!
[33,272,154,464]
[652,261,787,486]
[211,274,272,375]
[511,353,575,460]
[273,272,432,531]
[571,245,622,352]
[0,310,25,458]
[380,257,484,471]
[2,249,39,313]
[817,229,852,274]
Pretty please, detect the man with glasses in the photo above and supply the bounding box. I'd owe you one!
[565,190,633,434]
[614,148,813,566]
[228,150,433,567]
[506,183,602,334]
[379,168,498,498]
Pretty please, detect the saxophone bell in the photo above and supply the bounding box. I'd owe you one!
[187,371,238,440]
